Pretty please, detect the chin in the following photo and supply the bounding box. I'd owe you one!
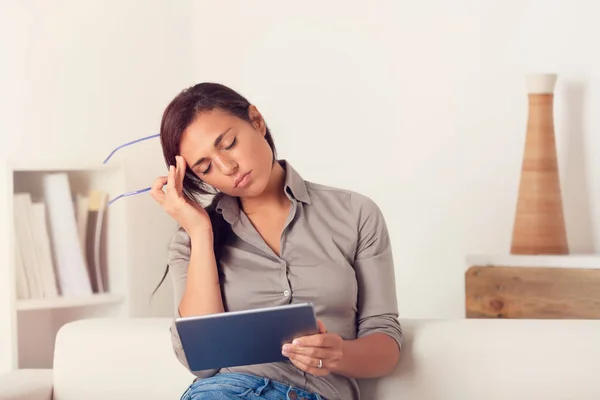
[240,174,270,197]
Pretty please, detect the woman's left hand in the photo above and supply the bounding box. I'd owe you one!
[282,320,343,377]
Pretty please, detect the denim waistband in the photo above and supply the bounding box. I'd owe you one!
[181,372,324,400]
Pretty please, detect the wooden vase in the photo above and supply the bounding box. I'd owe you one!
[510,73,569,254]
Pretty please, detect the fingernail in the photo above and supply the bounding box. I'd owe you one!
[293,339,301,346]
[283,344,291,352]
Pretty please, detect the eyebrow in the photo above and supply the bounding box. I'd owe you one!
[192,127,232,168]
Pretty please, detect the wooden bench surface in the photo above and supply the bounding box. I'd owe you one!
[465,265,600,319]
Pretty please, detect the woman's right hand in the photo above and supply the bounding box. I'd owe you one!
[150,155,213,238]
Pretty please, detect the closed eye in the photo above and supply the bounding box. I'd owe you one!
[200,164,211,175]
[223,137,237,150]
[198,137,237,175]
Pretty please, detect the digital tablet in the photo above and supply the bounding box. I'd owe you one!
[175,302,319,371]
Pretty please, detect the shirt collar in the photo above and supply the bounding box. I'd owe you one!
[282,159,311,205]
[216,159,311,224]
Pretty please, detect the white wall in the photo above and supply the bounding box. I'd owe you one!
[0,0,194,371]
[189,0,600,319]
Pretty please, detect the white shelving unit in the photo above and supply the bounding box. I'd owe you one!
[2,162,131,371]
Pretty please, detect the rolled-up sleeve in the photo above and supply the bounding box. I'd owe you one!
[351,193,403,350]
[168,227,219,379]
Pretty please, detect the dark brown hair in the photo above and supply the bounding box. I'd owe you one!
[152,82,277,296]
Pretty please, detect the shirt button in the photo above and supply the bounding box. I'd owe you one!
[283,290,290,297]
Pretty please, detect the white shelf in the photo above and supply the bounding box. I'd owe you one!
[466,254,600,269]
[16,293,125,311]
[8,161,123,173]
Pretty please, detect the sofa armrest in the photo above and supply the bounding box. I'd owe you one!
[0,369,53,400]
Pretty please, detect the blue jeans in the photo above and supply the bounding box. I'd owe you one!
[180,372,324,400]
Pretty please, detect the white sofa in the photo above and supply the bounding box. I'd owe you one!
[1,317,600,400]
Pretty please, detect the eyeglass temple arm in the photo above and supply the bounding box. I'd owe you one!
[103,133,160,164]
[107,187,152,206]
[103,133,160,205]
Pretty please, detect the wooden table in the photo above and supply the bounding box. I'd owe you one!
[465,255,600,319]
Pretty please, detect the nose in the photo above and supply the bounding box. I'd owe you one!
[213,154,238,176]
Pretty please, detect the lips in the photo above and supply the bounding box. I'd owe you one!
[234,171,251,188]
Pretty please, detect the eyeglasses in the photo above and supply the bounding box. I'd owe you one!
[103,133,160,206]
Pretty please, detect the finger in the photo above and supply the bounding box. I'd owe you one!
[150,176,168,204]
[293,333,330,348]
[175,155,186,192]
[288,353,323,369]
[283,344,329,359]
[317,319,327,334]
[166,164,176,193]
[288,357,329,377]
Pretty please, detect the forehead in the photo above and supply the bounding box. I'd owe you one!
[179,109,239,156]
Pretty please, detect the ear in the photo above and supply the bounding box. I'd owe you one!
[248,105,267,137]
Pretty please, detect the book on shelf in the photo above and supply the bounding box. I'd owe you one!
[13,172,110,301]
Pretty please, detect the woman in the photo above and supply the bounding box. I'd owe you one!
[151,82,402,400]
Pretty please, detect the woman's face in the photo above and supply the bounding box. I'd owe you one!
[179,106,274,198]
